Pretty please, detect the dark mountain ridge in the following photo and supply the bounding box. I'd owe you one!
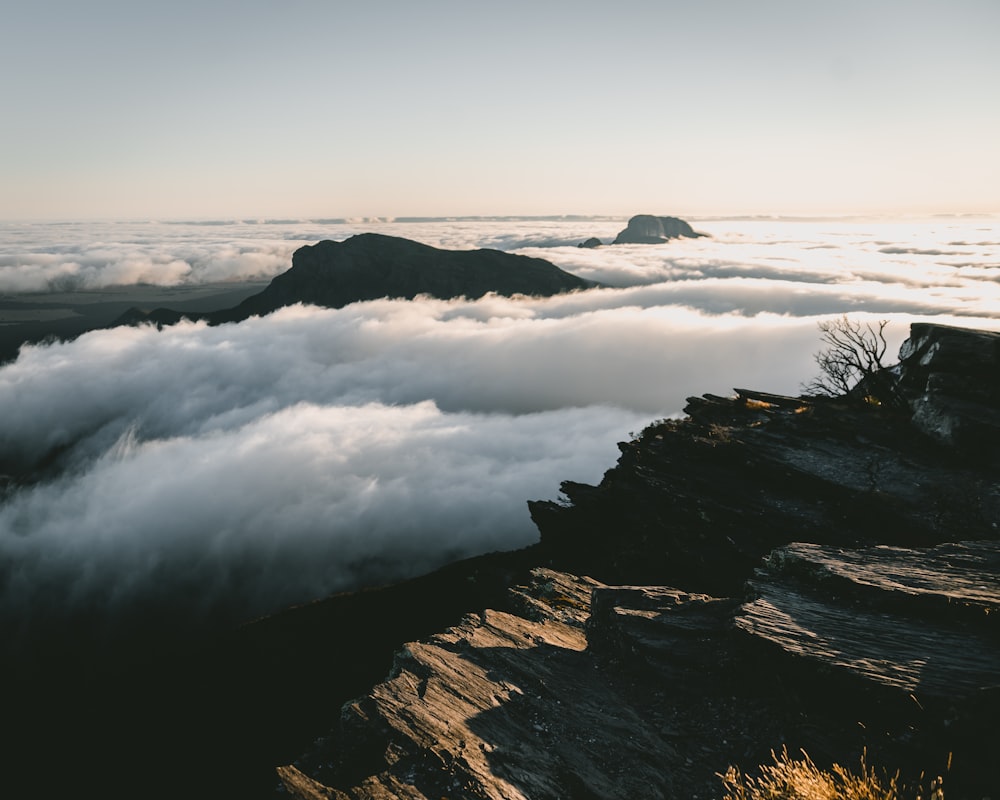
[116,233,594,328]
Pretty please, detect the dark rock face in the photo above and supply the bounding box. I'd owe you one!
[227,233,590,319]
[530,326,1000,594]
[577,236,602,248]
[896,322,1000,450]
[740,540,1000,698]
[276,322,1000,799]
[115,234,592,328]
[611,214,704,244]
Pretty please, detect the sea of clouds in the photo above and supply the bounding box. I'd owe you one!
[1,215,998,641]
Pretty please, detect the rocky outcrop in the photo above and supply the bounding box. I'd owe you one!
[577,237,602,248]
[276,569,799,800]
[529,327,1000,594]
[739,539,1000,698]
[115,234,593,328]
[276,322,1000,799]
[896,323,1000,451]
[279,542,998,798]
[611,214,704,244]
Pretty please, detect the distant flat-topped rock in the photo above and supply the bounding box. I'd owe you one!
[115,233,594,328]
[611,214,705,244]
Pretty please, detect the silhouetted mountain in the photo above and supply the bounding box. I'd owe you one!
[114,234,593,328]
[611,213,706,244]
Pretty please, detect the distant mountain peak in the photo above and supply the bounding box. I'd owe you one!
[611,214,706,244]
[113,234,595,329]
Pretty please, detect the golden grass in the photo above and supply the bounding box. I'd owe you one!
[719,748,944,800]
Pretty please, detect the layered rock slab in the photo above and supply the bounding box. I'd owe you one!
[277,570,872,799]
[279,552,1000,800]
[278,569,685,799]
[739,540,1000,698]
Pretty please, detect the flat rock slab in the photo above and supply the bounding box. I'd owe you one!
[277,570,803,799]
[277,569,684,799]
[737,540,1000,699]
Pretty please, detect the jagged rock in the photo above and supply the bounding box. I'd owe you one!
[611,214,704,244]
[276,570,809,799]
[113,234,593,328]
[530,326,1000,594]
[896,323,1000,451]
[577,237,602,248]
[738,540,1000,698]
[281,550,998,798]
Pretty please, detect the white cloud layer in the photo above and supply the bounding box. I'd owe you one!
[1,216,999,643]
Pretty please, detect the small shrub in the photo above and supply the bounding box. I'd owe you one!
[803,316,890,399]
[718,747,941,800]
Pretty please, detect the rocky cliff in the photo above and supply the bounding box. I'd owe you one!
[276,323,1000,799]
[116,234,593,328]
[611,214,705,244]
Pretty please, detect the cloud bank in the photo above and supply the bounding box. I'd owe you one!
[1,216,999,650]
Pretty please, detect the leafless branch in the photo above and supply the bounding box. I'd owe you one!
[802,316,890,398]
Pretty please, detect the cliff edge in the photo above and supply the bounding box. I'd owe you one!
[277,323,1000,799]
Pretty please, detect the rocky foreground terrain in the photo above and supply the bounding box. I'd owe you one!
[275,322,1000,799]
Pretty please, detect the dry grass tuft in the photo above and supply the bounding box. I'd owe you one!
[719,748,944,800]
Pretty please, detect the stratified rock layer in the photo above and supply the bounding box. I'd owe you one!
[277,569,812,799]
[280,543,999,798]
[739,540,1000,697]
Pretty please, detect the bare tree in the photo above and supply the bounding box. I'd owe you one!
[802,315,890,398]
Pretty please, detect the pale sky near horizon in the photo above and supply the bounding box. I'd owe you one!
[2,1,998,220]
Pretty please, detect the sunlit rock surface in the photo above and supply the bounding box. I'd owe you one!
[739,540,1000,696]
[277,570,827,799]
[279,547,998,798]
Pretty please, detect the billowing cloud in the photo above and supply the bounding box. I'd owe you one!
[0,400,645,638]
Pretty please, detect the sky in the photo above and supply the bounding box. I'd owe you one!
[3,1,999,220]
